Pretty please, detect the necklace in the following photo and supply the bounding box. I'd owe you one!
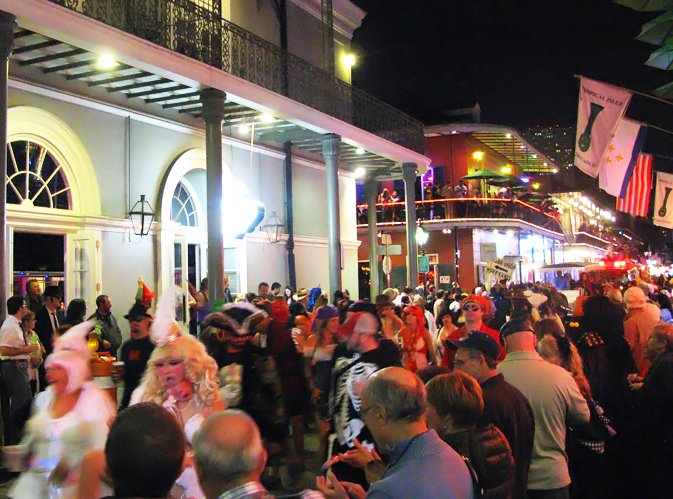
[383,431,427,476]
[176,397,193,412]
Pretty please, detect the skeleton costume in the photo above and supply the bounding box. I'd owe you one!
[327,312,401,488]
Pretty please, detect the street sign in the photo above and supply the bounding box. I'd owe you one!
[378,245,402,255]
[418,256,430,273]
[480,243,497,263]
[439,275,451,284]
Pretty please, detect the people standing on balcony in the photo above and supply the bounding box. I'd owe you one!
[441,181,454,218]
[390,190,401,221]
[377,188,395,223]
[432,182,444,219]
[454,179,468,218]
[423,182,433,220]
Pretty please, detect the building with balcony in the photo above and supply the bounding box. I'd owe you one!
[0,0,429,331]
[356,124,622,297]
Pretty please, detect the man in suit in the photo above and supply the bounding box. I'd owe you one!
[34,286,63,356]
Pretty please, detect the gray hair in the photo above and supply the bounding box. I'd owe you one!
[606,288,622,304]
[192,410,265,483]
[651,322,673,351]
[363,371,426,422]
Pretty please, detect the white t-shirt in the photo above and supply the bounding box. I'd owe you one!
[0,315,28,361]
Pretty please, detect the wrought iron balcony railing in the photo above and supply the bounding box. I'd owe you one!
[356,197,564,234]
[49,0,425,153]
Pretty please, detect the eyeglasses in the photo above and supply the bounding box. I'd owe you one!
[462,304,482,312]
[358,405,374,419]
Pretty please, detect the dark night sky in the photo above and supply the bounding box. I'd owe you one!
[350,0,672,138]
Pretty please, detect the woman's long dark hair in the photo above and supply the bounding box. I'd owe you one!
[581,295,625,342]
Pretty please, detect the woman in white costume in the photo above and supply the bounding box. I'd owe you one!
[8,320,116,499]
[132,287,223,499]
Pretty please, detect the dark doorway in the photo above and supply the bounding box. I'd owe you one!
[13,232,65,297]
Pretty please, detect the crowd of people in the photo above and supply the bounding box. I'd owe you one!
[357,180,558,229]
[0,273,670,499]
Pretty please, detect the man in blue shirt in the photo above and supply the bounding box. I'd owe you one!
[317,367,474,499]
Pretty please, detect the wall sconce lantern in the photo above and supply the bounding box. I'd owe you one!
[262,211,284,243]
[129,194,155,236]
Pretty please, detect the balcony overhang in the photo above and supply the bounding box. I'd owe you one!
[425,123,558,175]
[356,218,565,241]
[4,0,429,180]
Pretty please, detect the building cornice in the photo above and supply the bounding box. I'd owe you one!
[289,0,366,39]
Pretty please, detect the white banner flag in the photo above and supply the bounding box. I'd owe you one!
[598,118,645,197]
[575,77,632,178]
[654,171,673,229]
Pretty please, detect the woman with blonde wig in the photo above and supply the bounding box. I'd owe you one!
[132,288,223,499]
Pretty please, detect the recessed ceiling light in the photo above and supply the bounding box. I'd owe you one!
[356,148,366,155]
[97,55,118,69]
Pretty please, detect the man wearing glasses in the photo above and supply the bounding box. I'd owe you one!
[445,294,505,368]
[0,296,38,444]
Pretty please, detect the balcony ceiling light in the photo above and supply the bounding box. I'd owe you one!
[260,114,275,123]
[239,124,250,135]
[97,55,118,69]
[505,133,512,138]
[354,167,366,178]
[344,54,356,67]
[501,166,512,174]
[356,148,366,155]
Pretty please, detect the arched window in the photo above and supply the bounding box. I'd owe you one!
[171,180,198,227]
[6,140,71,209]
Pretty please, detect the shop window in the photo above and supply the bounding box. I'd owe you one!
[171,180,198,227]
[6,140,71,210]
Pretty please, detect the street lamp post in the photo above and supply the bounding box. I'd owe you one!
[416,224,429,295]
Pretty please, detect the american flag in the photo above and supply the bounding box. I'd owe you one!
[616,154,652,217]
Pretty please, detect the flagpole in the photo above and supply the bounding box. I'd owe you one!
[574,75,673,108]
[628,119,673,137]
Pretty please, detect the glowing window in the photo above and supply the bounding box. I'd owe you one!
[171,180,198,227]
[6,140,71,209]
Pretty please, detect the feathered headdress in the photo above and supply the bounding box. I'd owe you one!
[53,319,95,357]
[204,302,268,337]
[151,286,184,346]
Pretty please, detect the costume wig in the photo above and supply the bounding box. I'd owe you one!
[45,350,91,393]
[139,333,220,413]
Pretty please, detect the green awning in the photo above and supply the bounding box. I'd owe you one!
[636,9,673,45]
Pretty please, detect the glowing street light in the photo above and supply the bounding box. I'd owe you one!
[416,225,429,246]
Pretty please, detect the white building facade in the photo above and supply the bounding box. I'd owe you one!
[1,0,429,338]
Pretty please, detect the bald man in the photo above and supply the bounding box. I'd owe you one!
[317,367,474,499]
[193,410,322,499]
[624,286,659,373]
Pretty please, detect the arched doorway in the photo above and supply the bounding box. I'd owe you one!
[156,149,246,320]
[7,106,102,309]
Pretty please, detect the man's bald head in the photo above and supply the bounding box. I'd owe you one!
[193,410,266,496]
[363,367,426,422]
[625,286,647,311]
